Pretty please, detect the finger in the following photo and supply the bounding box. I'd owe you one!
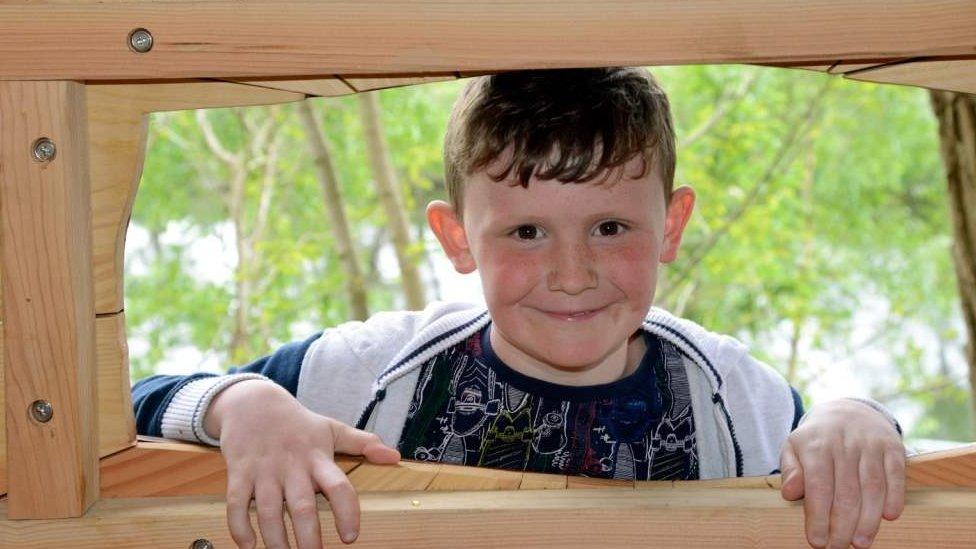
[882,448,906,521]
[226,478,257,549]
[255,481,291,549]
[800,446,833,548]
[852,451,885,548]
[828,448,861,549]
[332,422,400,463]
[780,439,805,501]
[313,460,361,544]
[284,476,324,549]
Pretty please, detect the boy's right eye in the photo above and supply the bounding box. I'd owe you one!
[514,225,540,240]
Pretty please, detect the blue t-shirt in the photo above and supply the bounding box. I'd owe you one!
[396,323,699,481]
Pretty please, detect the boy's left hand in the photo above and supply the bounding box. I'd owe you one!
[780,399,906,549]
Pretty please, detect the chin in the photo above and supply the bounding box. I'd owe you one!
[534,342,616,371]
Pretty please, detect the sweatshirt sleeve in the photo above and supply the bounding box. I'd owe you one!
[132,330,322,445]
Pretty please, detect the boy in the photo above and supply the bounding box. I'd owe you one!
[133,67,905,549]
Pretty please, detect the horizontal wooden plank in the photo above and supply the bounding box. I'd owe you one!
[845,58,976,94]
[227,74,459,96]
[226,76,355,97]
[342,74,459,93]
[100,439,362,498]
[828,60,908,74]
[1,1,975,80]
[100,440,976,499]
[3,488,976,548]
[906,443,976,488]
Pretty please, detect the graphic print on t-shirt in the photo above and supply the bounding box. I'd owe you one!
[398,324,698,480]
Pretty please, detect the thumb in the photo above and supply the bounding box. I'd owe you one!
[332,421,401,464]
[779,438,805,501]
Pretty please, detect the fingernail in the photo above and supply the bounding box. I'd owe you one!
[855,534,873,547]
[342,530,359,543]
[810,536,826,548]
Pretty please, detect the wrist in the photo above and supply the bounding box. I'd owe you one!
[843,397,902,436]
[203,377,284,441]
[800,398,902,437]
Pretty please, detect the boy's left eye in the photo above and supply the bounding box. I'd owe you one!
[596,221,624,236]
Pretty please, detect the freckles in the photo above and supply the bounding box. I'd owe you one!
[603,243,657,288]
[481,249,538,300]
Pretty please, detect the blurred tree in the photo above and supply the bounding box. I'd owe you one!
[929,90,976,427]
[359,91,427,310]
[297,100,369,320]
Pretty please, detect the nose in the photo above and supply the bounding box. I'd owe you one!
[546,239,598,295]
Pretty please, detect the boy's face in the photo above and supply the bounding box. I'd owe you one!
[428,155,695,373]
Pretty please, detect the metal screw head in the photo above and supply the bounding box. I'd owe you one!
[190,539,213,549]
[128,28,153,53]
[29,400,53,423]
[31,138,56,163]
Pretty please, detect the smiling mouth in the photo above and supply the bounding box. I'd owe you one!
[540,306,606,321]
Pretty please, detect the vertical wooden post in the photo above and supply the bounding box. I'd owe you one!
[0,81,98,518]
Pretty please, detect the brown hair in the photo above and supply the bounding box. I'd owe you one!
[442,67,676,215]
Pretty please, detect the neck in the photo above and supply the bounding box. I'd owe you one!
[489,325,647,386]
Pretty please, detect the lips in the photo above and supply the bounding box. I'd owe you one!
[539,306,606,321]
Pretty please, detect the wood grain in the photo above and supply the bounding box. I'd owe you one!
[100,440,976,499]
[845,59,976,94]
[0,80,98,518]
[1,2,975,80]
[94,313,136,458]
[4,488,976,548]
[100,439,363,498]
[226,76,356,97]
[342,74,458,93]
[907,444,976,488]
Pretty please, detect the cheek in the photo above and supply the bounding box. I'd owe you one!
[604,241,659,295]
[476,247,540,303]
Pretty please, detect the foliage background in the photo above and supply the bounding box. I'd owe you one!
[126,65,972,446]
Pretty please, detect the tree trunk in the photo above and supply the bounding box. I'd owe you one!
[929,90,976,427]
[358,92,427,310]
[296,100,370,321]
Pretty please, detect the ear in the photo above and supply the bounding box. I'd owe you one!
[660,186,696,263]
[426,200,477,274]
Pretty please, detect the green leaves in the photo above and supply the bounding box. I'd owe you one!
[127,70,969,441]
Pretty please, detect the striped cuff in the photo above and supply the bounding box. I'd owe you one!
[161,373,269,446]
[845,397,903,437]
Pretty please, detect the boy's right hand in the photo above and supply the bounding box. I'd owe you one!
[204,379,401,549]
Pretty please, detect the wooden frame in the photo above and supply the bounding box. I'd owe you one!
[2,0,976,546]
[2,1,976,80]
[5,487,976,548]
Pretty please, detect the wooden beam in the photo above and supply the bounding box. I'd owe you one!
[0,293,5,496]
[100,439,361,498]
[226,76,356,97]
[907,443,976,488]
[3,488,976,548]
[227,73,460,97]
[845,58,976,94]
[0,81,98,518]
[101,439,976,500]
[341,74,459,93]
[2,1,976,80]
[94,313,135,458]
[2,312,152,498]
